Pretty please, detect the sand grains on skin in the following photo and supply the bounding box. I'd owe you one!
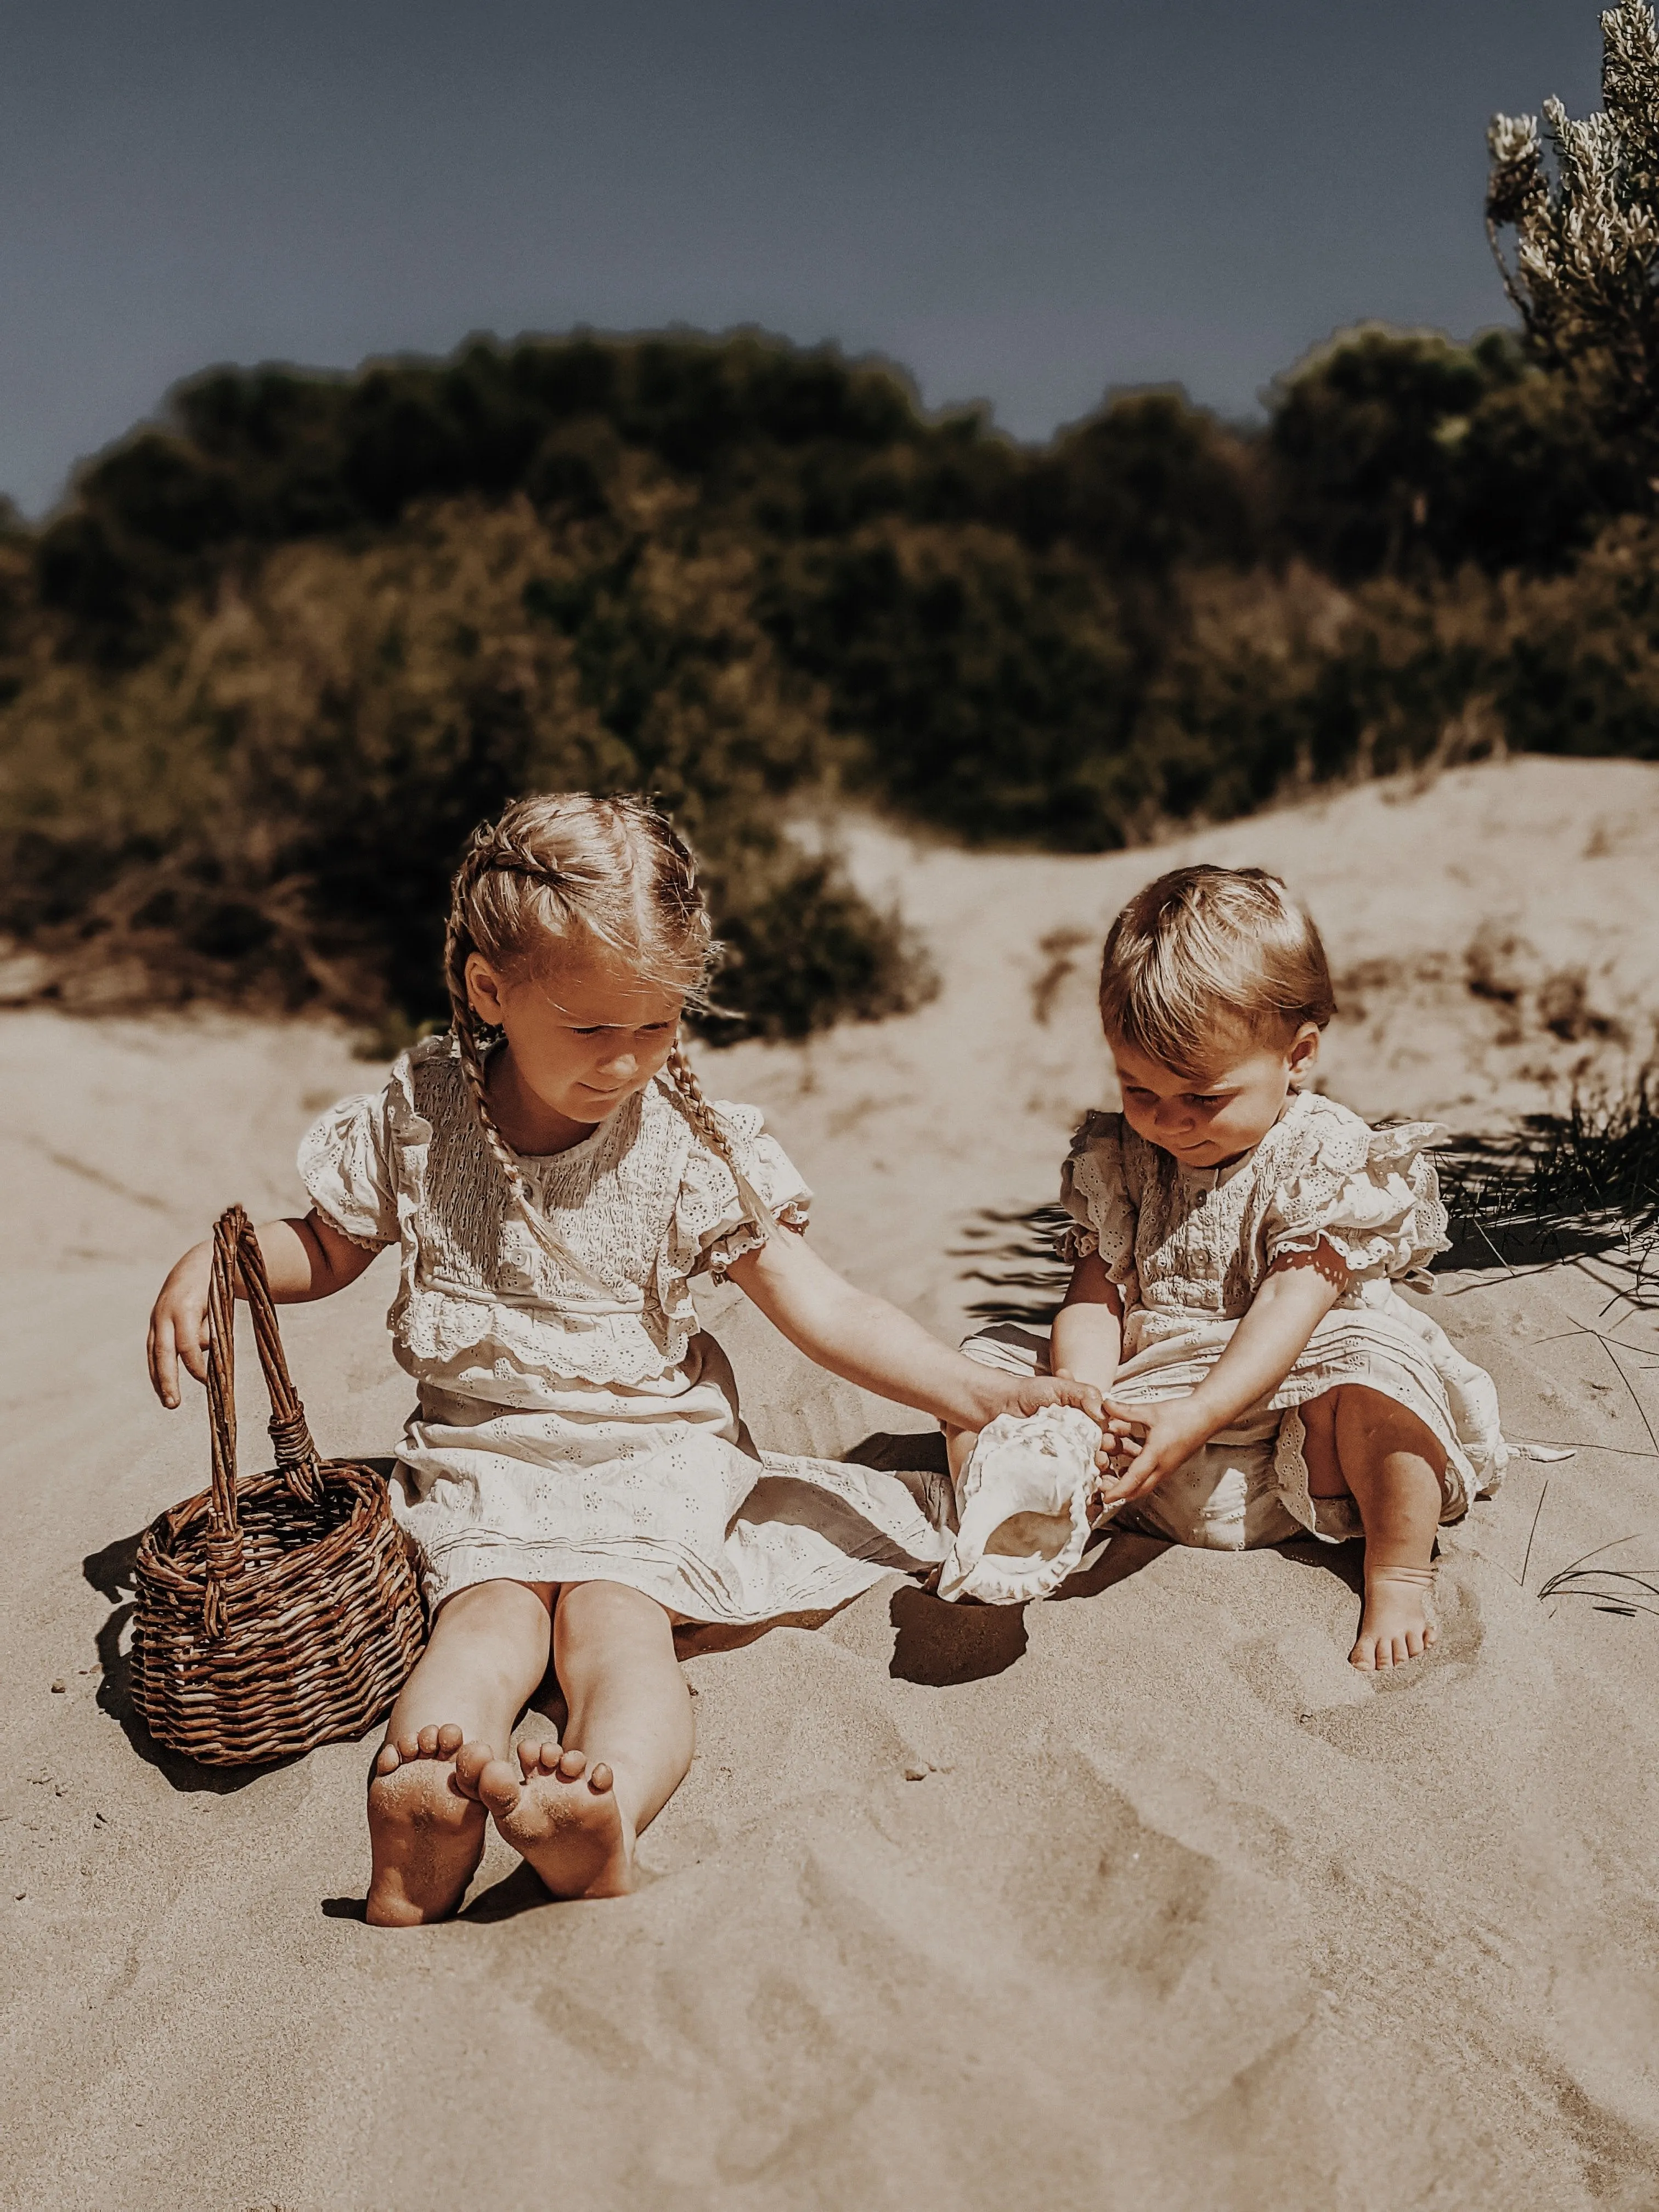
[365,1725,495,1926]
[475,1742,635,1899]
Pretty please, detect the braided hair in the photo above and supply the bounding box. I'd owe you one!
[441,793,764,1249]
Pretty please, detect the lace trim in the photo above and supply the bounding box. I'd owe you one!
[297,1090,401,1248]
[700,1199,811,1282]
[1265,1110,1450,1282]
[310,1203,396,1255]
[1056,1112,1137,1284]
[302,1037,814,1389]
[394,1289,697,1388]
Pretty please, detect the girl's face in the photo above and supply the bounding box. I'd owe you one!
[1109,1022,1321,1169]
[466,947,684,1133]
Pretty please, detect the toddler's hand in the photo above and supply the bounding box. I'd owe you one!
[1094,1396,1209,1505]
[146,1241,214,1409]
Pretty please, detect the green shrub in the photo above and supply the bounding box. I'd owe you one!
[0,493,929,1035]
[6,314,1659,1042]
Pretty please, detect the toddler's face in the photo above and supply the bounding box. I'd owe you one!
[1109,1024,1319,1170]
[467,950,684,1126]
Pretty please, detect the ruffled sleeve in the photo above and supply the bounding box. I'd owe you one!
[1262,1101,1449,1284]
[297,1085,400,1250]
[1055,1111,1138,1284]
[674,1099,813,1281]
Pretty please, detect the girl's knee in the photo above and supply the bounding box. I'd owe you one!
[556,1579,676,1646]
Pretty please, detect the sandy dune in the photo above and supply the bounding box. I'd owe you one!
[3,757,1658,2209]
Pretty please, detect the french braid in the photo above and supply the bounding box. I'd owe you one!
[441,793,769,1244]
[442,835,544,1232]
[662,1039,739,1173]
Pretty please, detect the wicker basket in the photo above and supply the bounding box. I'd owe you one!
[132,1205,426,1767]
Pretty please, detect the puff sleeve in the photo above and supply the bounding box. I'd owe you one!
[1262,1105,1449,1284]
[297,1086,400,1250]
[1055,1111,1138,1284]
[674,1100,813,1280]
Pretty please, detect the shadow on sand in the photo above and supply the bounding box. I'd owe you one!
[888,1530,1171,1685]
[82,1524,326,1796]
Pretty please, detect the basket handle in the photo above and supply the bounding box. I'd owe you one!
[202,1205,325,1635]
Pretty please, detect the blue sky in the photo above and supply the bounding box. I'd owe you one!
[0,0,1600,514]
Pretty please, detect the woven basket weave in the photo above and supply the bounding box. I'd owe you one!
[132,1205,426,1767]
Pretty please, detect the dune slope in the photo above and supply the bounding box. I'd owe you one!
[3,758,1657,2210]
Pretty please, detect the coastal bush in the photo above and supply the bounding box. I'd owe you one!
[8,3,1659,1061]
[0,493,922,1035]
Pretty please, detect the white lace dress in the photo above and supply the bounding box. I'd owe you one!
[299,1036,951,1620]
[962,1091,1505,1550]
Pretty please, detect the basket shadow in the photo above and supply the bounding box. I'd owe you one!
[82,1525,303,1796]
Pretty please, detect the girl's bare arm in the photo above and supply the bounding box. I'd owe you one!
[725,1229,1104,1432]
[146,1210,380,1408]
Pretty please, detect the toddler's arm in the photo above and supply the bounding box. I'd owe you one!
[1099,1241,1346,1508]
[1049,1252,1125,1396]
[725,1229,1105,1434]
[146,1210,378,1409]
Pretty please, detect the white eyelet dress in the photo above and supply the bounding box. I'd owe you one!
[961,1092,1506,1551]
[298,1036,952,1621]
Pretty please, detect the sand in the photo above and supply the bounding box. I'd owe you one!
[3,755,1658,2210]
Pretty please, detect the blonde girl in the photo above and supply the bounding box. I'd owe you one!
[148,794,1097,1920]
[947,865,1505,1670]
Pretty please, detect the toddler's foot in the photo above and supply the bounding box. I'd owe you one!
[476,1740,634,1900]
[1351,1564,1437,1672]
[365,1723,495,1926]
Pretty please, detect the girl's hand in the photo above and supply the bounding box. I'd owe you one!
[1094,1396,1211,1505]
[990,1373,1107,1431]
[145,1211,377,1407]
[147,1241,213,1408]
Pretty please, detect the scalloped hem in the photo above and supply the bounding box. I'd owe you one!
[700,1199,811,1283]
[308,1201,397,1255]
[415,1537,895,1624]
[1269,1403,1475,1547]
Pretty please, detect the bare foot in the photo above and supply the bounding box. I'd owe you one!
[365,1723,496,1926]
[1350,1565,1437,1672]
[475,1740,635,1899]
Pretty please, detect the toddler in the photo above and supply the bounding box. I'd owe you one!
[147,793,1098,1917]
[947,865,1505,1668]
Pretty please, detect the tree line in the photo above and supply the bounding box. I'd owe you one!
[3,4,1656,1040]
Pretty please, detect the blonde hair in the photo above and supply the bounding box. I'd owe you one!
[442,792,760,1245]
[1098,865,1335,1077]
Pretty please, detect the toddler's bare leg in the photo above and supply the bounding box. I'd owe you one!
[475,1580,692,1900]
[944,1423,977,1487]
[366,1578,554,1926]
[1300,1386,1446,1672]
